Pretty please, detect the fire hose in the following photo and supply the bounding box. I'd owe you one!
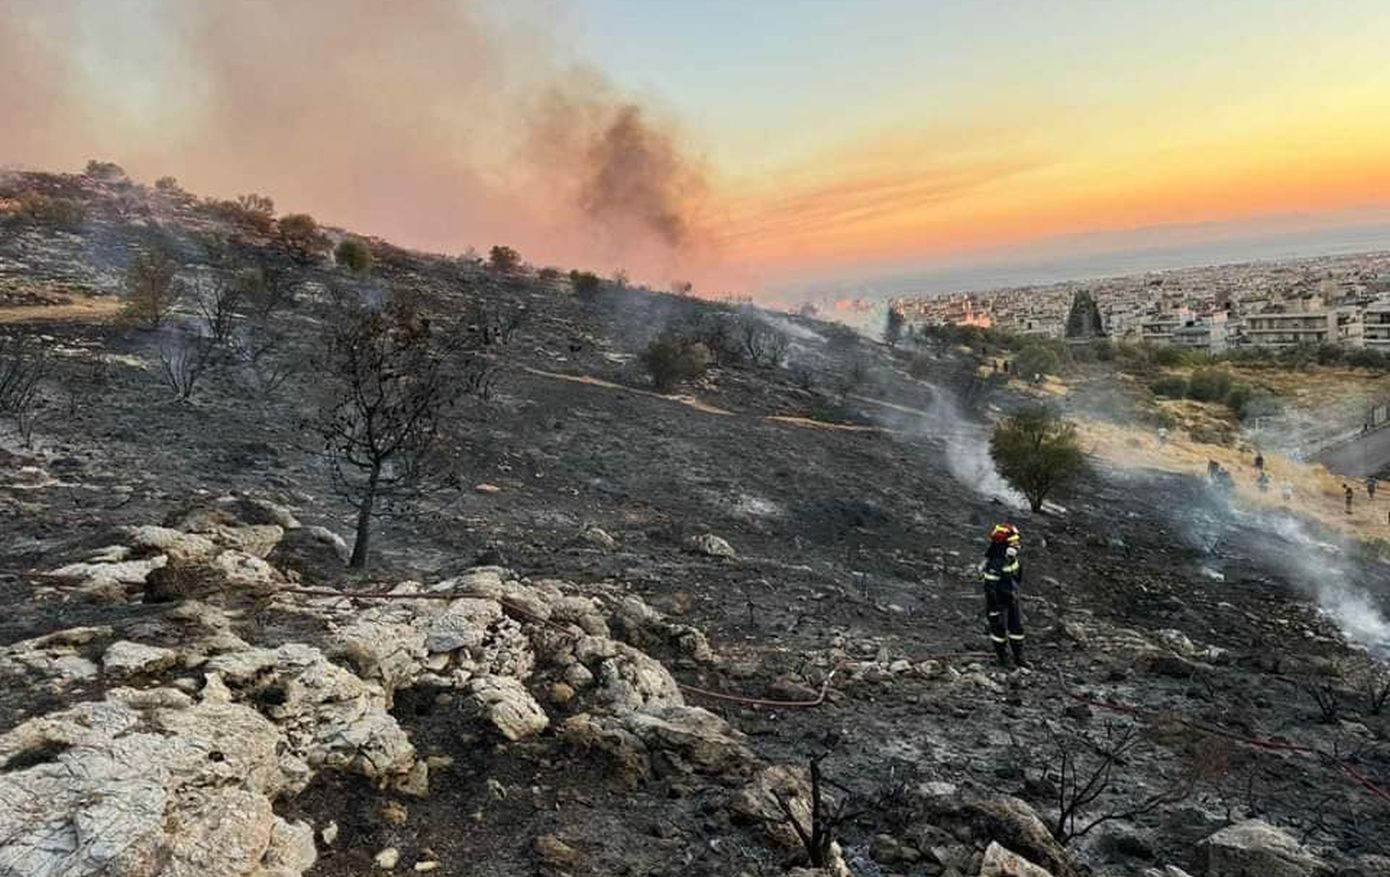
[9,572,1390,802]
[1057,681,1390,806]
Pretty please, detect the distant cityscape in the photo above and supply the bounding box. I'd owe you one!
[822,251,1390,352]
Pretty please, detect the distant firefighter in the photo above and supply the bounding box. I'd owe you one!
[1344,484,1355,515]
[1254,451,1265,473]
[979,523,1027,669]
[1367,476,1378,501]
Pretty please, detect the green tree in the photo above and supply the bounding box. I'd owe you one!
[1013,344,1064,379]
[488,245,521,274]
[640,336,711,392]
[123,249,180,329]
[990,405,1087,512]
[334,237,373,273]
[569,270,602,301]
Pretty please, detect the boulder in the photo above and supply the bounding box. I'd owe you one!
[467,675,549,741]
[1199,820,1328,877]
[0,627,109,688]
[685,533,736,558]
[577,525,616,550]
[623,706,753,778]
[592,643,684,712]
[124,525,218,561]
[266,526,349,583]
[51,555,168,598]
[981,842,1056,877]
[218,496,302,530]
[102,640,179,676]
[559,713,650,787]
[919,793,1073,877]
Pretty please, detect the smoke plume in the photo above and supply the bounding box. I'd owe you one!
[0,0,711,283]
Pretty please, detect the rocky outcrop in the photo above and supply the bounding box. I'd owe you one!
[205,643,417,787]
[0,686,315,877]
[1199,821,1329,877]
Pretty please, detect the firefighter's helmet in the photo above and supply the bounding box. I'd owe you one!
[989,523,1021,545]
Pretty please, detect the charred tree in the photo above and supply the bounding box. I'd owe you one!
[317,295,492,569]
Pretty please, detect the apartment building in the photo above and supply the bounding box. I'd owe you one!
[1363,298,1390,349]
[1171,313,1232,353]
[1242,308,1364,348]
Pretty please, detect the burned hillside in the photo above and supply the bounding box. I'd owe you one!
[1,167,1389,877]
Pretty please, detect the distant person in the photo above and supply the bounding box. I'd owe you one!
[1254,452,1265,473]
[1207,460,1220,480]
[979,524,1027,670]
[1367,476,1378,501]
[1281,481,1294,502]
[1344,484,1355,515]
[1257,471,1270,493]
[1157,427,1169,447]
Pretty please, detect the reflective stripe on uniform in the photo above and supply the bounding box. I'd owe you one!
[989,635,1008,643]
[981,574,1001,581]
[1002,562,1019,574]
[1007,633,1025,641]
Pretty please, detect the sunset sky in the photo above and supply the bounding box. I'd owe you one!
[5,0,1390,299]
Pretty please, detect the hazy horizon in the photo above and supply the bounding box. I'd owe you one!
[5,0,1389,299]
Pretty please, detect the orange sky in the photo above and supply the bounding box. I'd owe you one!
[4,1,1390,298]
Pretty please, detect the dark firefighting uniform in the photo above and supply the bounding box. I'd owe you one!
[981,543,1025,661]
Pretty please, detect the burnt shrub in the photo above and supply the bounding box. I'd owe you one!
[640,336,711,392]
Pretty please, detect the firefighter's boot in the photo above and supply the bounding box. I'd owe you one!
[1009,640,1030,669]
[992,641,1013,668]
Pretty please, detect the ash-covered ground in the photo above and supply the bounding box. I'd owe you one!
[2,170,1389,877]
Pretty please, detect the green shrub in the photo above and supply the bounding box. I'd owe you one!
[83,159,126,181]
[334,237,373,273]
[278,214,327,262]
[1186,367,1233,403]
[569,270,602,301]
[907,352,933,380]
[1224,384,1251,417]
[1150,376,1189,398]
[1091,339,1115,362]
[640,336,711,392]
[1152,346,1185,367]
[16,192,86,229]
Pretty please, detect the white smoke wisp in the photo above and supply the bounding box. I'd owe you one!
[1173,481,1390,656]
[1259,511,1390,655]
[861,378,1025,508]
[928,385,1027,509]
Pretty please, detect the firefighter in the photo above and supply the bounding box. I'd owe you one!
[980,523,1027,669]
